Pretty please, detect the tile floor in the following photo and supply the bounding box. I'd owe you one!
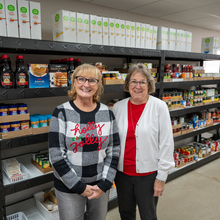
[106,157,220,220]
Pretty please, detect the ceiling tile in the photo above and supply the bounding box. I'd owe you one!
[162,0,220,9]
[182,16,220,26]
[203,24,220,31]
[90,0,157,11]
[194,2,220,17]
[129,1,188,17]
[159,10,209,22]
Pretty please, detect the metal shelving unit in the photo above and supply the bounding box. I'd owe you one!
[1,37,220,219]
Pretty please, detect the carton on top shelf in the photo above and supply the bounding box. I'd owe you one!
[201,37,216,54]
[0,0,7,36]
[69,12,76,43]
[140,23,145,49]
[125,20,131,47]
[152,26,158,50]
[53,10,70,42]
[130,22,135,48]
[96,16,102,45]
[76,12,84,43]
[115,18,121,46]
[120,20,125,47]
[102,17,108,45]
[29,1,41,40]
[157,26,168,50]
[83,13,89,44]
[135,22,140,48]
[186,31,192,52]
[108,17,115,46]
[176,29,181,51]
[17,0,30,39]
[89,15,97,44]
[5,0,19,37]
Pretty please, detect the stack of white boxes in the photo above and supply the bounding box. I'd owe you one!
[201,37,218,54]
[52,10,194,52]
[0,0,41,39]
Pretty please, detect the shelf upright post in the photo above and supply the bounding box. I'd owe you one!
[0,142,6,220]
[159,51,165,100]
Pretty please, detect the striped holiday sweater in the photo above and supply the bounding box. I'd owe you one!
[49,100,120,194]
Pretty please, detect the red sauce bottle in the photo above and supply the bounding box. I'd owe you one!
[15,55,29,88]
[0,55,14,89]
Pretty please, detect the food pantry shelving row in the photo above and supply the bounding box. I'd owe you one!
[1,37,220,219]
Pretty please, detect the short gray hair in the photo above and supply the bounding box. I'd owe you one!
[124,63,155,94]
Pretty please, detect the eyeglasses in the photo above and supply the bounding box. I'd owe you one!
[75,76,99,85]
[130,79,149,87]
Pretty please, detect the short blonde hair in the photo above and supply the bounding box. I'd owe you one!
[124,63,155,94]
[68,64,103,102]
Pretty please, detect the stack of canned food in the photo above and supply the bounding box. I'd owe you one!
[32,150,52,169]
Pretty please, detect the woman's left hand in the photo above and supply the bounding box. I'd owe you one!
[87,185,104,200]
[153,179,165,197]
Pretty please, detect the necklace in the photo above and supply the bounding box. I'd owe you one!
[129,101,136,136]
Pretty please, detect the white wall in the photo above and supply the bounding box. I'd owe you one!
[35,0,220,53]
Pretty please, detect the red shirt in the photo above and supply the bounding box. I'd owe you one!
[123,100,156,176]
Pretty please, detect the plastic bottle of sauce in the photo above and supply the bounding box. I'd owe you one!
[67,58,75,86]
[74,58,81,69]
[0,55,14,89]
[15,55,29,88]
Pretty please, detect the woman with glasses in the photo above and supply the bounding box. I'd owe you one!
[113,63,174,220]
[49,63,120,220]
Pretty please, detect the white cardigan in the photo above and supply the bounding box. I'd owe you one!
[113,96,174,181]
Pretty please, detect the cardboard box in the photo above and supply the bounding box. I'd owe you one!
[201,37,216,54]
[5,0,18,37]
[28,64,49,88]
[32,126,49,135]
[49,64,67,87]
[76,12,84,43]
[214,37,218,54]
[125,21,131,47]
[181,30,187,51]
[83,14,89,44]
[29,1,41,39]
[176,29,181,51]
[186,31,192,52]
[31,159,53,173]
[17,0,30,39]
[0,0,6,36]
[89,15,97,44]
[0,113,30,123]
[53,10,70,42]
[103,79,124,85]
[108,18,115,46]
[0,128,32,140]
[69,11,76,43]
[115,19,121,46]
[140,23,145,48]
[145,24,150,49]
[102,17,108,45]
[120,20,125,47]
[152,26,157,50]
[157,26,168,50]
[130,22,135,47]
[135,22,140,48]
[96,16,102,45]
[168,28,176,51]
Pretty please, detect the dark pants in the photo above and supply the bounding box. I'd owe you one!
[115,171,158,220]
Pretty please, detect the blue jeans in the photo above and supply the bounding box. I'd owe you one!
[115,171,158,220]
[55,188,110,220]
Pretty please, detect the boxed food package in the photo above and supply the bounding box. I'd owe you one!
[5,0,19,37]
[201,37,216,54]
[69,11,76,42]
[29,1,41,39]
[152,26,158,50]
[83,13,89,44]
[76,12,84,43]
[17,0,30,39]
[28,64,49,88]
[175,29,182,51]
[168,28,176,51]
[135,22,141,48]
[102,17,108,45]
[108,17,115,46]
[140,23,146,48]
[157,26,168,50]
[49,64,67,87]
[115,19,121,46]
[120,20,125,47]
[186,31,192,52]
[96,16,102,45]
[0,0,7,36]
[53,10,70,42]
[214,37,218,54]
[89,15,97,44]
[181,30,186,51]
[125,20,131,47]
[130,22,135,47]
